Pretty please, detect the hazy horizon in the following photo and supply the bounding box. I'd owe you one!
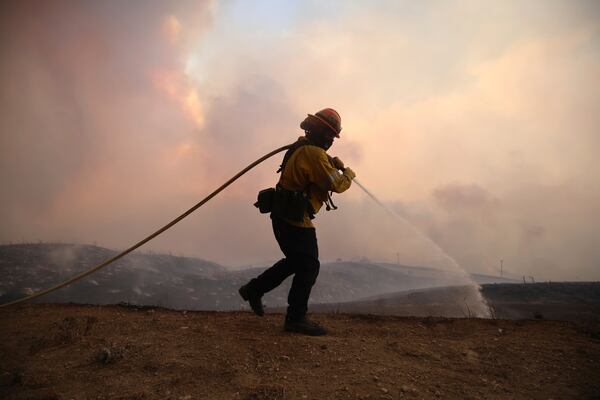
[1,1,599,281]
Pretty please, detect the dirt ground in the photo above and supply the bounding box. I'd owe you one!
[1,304,599,400]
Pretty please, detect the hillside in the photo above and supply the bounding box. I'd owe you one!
[0,243,511,313]
[1,304,599,400]
[0,243,227,308]
[3,244,600,324]
[482,282,600,321]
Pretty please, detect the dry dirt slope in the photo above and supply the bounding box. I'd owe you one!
[1,304,599,400]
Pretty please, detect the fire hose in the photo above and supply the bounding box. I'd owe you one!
[0,144,292,308]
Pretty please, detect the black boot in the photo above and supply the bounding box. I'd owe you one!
[239,283,264,316]
[284,316,327,336]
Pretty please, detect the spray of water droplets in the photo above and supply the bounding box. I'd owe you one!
[353,178,491,318]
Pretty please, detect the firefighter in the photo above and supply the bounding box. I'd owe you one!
[239,108,356,336]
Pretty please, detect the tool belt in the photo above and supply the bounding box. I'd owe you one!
[254,184,315,222]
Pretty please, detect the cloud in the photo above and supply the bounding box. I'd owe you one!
[0,1,214,240]
[1,1,599,281]
[433,184,496,211]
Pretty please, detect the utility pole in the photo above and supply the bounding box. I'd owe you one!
[397,252,400,266]
[500,259,504,277]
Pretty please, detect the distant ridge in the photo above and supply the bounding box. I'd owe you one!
[2,243,599,322]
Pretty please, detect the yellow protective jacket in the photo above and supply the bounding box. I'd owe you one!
[279,137,356,228]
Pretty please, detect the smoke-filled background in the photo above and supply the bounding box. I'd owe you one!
[1,0,599,281]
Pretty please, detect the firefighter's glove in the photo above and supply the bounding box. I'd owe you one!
[332,157,345,171]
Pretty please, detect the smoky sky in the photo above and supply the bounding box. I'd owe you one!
[1,0,599,281]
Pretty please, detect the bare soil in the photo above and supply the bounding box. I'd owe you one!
[1,304,599,400]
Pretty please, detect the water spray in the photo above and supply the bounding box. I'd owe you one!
[352,178,492,317]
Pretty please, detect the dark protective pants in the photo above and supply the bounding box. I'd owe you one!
[247,216,320,321]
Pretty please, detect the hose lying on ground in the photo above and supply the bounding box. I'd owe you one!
[0,144,292,308]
